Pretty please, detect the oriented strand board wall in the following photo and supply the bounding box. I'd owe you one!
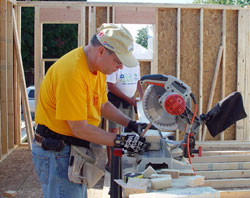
[224,10,238,140]
[158,8,239,140]
[203,9,223,140]
[158,8,177,76]
[96,7,107,30]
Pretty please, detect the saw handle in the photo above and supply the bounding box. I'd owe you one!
[140,122,152,137]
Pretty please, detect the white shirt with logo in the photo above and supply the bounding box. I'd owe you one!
[106,65,140,98]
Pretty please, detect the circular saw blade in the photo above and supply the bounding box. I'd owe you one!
[142,85,179,131]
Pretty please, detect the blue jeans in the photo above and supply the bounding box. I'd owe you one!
[32,141,87,198]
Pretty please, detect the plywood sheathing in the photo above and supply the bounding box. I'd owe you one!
[179,9,200,140]
[202,9,222,141]
[96,7,107,30]
[224,10,238,140]
[158,8,177,77]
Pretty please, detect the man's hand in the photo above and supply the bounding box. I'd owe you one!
[126,120,157,135]
[128,97,139,107]
[114,134,150,153]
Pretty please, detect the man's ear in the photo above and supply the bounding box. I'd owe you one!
[97,46,106,56]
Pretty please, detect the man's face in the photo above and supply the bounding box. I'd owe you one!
[97,48,123,75]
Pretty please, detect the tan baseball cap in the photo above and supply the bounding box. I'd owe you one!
[96,23,138,67]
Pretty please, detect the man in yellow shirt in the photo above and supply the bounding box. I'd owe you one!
[32,24,150,198]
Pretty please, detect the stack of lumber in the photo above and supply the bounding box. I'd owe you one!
[192,141,250,197]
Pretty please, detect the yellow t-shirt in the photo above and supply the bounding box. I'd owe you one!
[35,47,108,136]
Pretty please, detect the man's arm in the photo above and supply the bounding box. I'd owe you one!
[107,82,138,106]
[67,120,116,146]
[101,101,131,126]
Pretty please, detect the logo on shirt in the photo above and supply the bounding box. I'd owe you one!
[93,96,99,106]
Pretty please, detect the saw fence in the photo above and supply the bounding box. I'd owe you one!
[0,1,250,160]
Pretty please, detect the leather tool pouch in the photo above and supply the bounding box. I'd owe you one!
[68,144,104,188]
[41,137,64,152]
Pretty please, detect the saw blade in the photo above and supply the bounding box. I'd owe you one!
[142,85,179,131]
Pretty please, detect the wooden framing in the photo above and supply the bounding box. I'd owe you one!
[0,0,250,159]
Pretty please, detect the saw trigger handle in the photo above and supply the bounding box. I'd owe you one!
[140,74,168,87]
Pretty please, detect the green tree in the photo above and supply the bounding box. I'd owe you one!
[136,27,148,49]
[193,0,250,7]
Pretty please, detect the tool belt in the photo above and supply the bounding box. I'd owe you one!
[68,144,104,188]
[35,124,90,151]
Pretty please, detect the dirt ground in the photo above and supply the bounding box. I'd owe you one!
[0,147,106,198]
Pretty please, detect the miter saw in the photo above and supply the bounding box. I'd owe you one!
[133,74,247,172]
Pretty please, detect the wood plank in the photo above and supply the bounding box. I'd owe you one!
[16,1,244,10]
[204,178,250,189]
[196,141,250,149]
[88,6,96,44]
[237,9,248,140]
[220,189,250,198]
[198,8,204,141]
[245,10,250,140]
[193,162,250,171]
[79,6,85,46]
[34,6,42,108]
[196,169,250,179]
[7,1,14,149]
[202,150,250,156]
[220,9,226,141]
[192,154,250,163]
[13,5,21,145]
[114,7,156,24]
[40,7,81,23]
[175,8,181,141]
[0,0,8,156]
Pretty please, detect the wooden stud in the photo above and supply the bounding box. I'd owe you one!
[199,8,204,141]
[34,6,42,108]
[107,6,110,23]
[236,11,247,140]
[88,6,96,44]
[13,5,21,145]
[220,10,226,141]
[7,1,14,149]
[202,46,223,141]
[245,10,250,140]
[79,5,86,47]
[176,8,181,141]
[0,0,8,156]
[151,16,158,74]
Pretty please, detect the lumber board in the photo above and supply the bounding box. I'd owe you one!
[245,10,250,140]
[196,141,250,149]
[7,1,14,149]
[13,5,21,145]
[16,1,244,10]
[198,8,203,141]
[192,154,250,163]
[204,178,250,189]
[34,6,42,108]
[193,161,250,171]
[40,7,81,23]
[220,9,226,141]
[196,169,250,179]
[237,9,247,139]
[0,0,8,156]
[201,150,250,156]
[79,6,86,46]
[220,189,250,198]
